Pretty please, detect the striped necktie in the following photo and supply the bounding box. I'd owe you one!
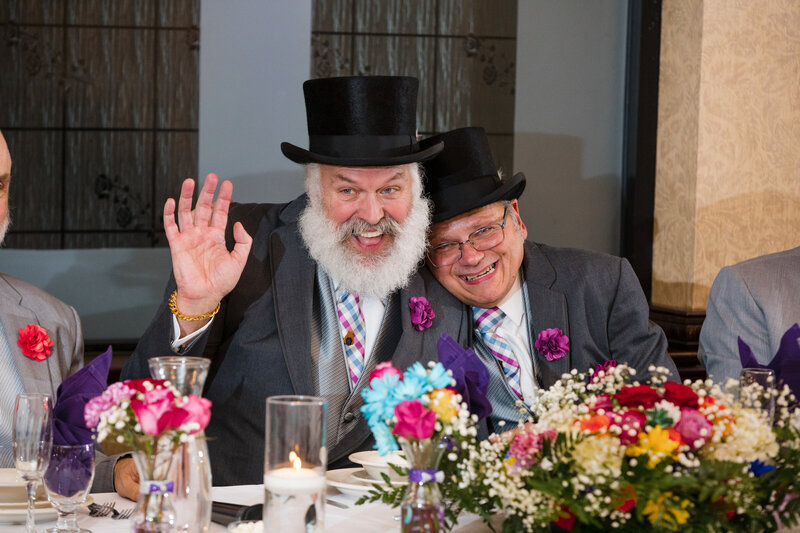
[336,289,367,386]
[473,307,523,400]
[0,321,25,467]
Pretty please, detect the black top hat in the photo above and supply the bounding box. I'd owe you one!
[420,127,526,223]
[281,76,443,166]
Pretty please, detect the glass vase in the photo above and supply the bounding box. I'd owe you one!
[398,437,447,533]
[130,436,177,533]
[149,356,213,532]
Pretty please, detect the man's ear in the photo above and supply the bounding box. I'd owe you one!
[510,199,527,239]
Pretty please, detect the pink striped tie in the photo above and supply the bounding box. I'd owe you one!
[474,307,523,399]
[336,290,367,385]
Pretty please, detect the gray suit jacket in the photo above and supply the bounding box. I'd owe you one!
[431,241,676,430]
[122,195,467,485]
[698,246,800,385]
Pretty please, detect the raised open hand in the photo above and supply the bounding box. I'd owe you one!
[163,174,252,333]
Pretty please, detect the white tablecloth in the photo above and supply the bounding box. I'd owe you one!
[4,485,492,532]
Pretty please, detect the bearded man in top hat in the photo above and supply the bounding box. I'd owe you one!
[419,127,678,432]
[120,77,466,491]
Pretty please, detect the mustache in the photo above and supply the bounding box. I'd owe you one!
[337,216,402,243]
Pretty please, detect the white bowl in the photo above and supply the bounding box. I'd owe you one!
[348,450,408,482]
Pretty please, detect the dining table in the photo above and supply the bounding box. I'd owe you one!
[6,484,494,532]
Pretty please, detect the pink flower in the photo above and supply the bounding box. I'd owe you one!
[84,382,135,428]
[508,429,556,469]
[674,408,713,449]
[131,388,177,436]
[590,393,613,412]
[613,410,647,445]
[17,324,54,361]
[534,328,569,361]
[369,362,402,385]
[171,395,212,434]
[392,400,436,440]
[408,297,435,331]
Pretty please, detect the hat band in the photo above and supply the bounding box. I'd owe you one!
[309,134,419,159]
[430,176,500,216]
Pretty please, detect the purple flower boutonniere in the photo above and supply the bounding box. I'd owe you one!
[535,328,569,361]
[409,297,435,331]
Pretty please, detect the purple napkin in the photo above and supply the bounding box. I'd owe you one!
[43,444,94,498]
[738,323,800,399]
[437,333,492,420]
[53,346,112,445]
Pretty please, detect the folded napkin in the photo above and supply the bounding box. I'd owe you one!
[53,346,112,445]
[738,323,800,399]
[437,333,492,420]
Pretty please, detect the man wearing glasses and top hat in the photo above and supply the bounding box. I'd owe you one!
[419,127,678,432]
[120,76,466,491]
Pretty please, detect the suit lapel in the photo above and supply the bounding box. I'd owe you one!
[523,242,571,389]
[0,276,59,397]
[269,214,316,397]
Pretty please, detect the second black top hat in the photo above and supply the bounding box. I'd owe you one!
[281,76,443,167]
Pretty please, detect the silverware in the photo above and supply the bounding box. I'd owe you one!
[325,498,349,509]
[304,503,317,533]
[88,502,116,517]
[112,507,136,520]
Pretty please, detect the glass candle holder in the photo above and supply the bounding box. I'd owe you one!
[264,396,328,533]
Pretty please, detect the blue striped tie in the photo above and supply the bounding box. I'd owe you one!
[473,307,523,400]
[336,290,367,386]
[0,320,26,467]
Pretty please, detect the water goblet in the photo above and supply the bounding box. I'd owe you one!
[739,367,776,424]
[43,443,95,533]
[13,393,54,533]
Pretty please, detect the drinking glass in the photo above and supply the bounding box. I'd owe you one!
[739,368,776,424]
[264,396,327,533]
[43,443,95,533]
[13,393,54,533]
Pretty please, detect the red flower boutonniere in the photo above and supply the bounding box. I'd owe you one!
[17,324,54,361]
[408,297,434,331]
[534,328,569,361]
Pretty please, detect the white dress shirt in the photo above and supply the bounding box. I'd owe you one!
[492,280,537,405]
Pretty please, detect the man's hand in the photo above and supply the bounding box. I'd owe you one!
[114,457,140,501]
[164,174,253,336]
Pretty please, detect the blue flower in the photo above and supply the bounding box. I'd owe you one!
[396,364,431,401]
[361,373,402,424]
[427,362,453,389]
[750,459,776,477]
[371,422,399,456]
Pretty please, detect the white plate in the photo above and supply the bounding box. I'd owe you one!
[327,468,408,497]
[348,450,408,482]
[0,469,45,504]
[0,502,58,524]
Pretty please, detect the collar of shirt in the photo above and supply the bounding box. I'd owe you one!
[496,276,525,329]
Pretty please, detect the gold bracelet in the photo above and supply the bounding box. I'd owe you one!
[168,290,221,321]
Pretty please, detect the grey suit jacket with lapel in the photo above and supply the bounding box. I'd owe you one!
[122,195,467,486]
[434,241,677,431]
[698,246,800,385]
[0,274,82,398]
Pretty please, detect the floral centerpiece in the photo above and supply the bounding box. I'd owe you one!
[358,334,492,532]
[84,378,211,533]
[448,363,800,532]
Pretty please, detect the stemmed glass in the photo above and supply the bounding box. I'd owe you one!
[43,443,95,533]
[13,393,54,533]
[739,367,776,424]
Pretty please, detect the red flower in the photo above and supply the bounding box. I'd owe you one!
[392,400,436,440]
[614,385,662,409]
[124,378,169,394]
[17,324,54,361]
[663,382,699,408]
[616,485,637,512]
[553,506,576,531]
[613,410,647,445]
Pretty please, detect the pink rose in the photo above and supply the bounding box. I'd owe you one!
[408,297,435,331]
[17,324,54,361]
[590,393,613,412]
[369,362,402,386]
[613,410,647,445]
[131,388,177,436]
[508,429,556,469]
[392,400,436,440]
[170,395,212,434]
[674,407,713,449]
[534,328,569,361]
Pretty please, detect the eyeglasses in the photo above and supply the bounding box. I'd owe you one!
[428,206,509,268]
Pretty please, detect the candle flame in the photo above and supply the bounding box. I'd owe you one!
[289,451,302,470]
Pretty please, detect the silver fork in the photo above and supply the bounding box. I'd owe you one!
[88,502,116,517]
[112,507,136,520]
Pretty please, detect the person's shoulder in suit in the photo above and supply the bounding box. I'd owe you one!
[0,272,78,319]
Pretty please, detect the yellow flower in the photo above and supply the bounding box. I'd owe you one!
[626,425,679,468]
[427,388,457,422]
[643,492,690,529]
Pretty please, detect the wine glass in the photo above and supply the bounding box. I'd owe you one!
[13,393,54,533]
[43,443,95,533]
[739,368,776,424]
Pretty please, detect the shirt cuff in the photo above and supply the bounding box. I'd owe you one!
[170,314,214,353]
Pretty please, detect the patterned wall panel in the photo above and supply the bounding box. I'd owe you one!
[311,0,517,176]
[0,0,199,249]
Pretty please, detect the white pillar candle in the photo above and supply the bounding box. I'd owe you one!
[264,467,326,495]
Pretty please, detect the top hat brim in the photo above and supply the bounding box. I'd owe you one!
[430,171,526,224]
[281,141,444,167]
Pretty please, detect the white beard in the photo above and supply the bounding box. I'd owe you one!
[298,171,431,300]
[0,213,9,246]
